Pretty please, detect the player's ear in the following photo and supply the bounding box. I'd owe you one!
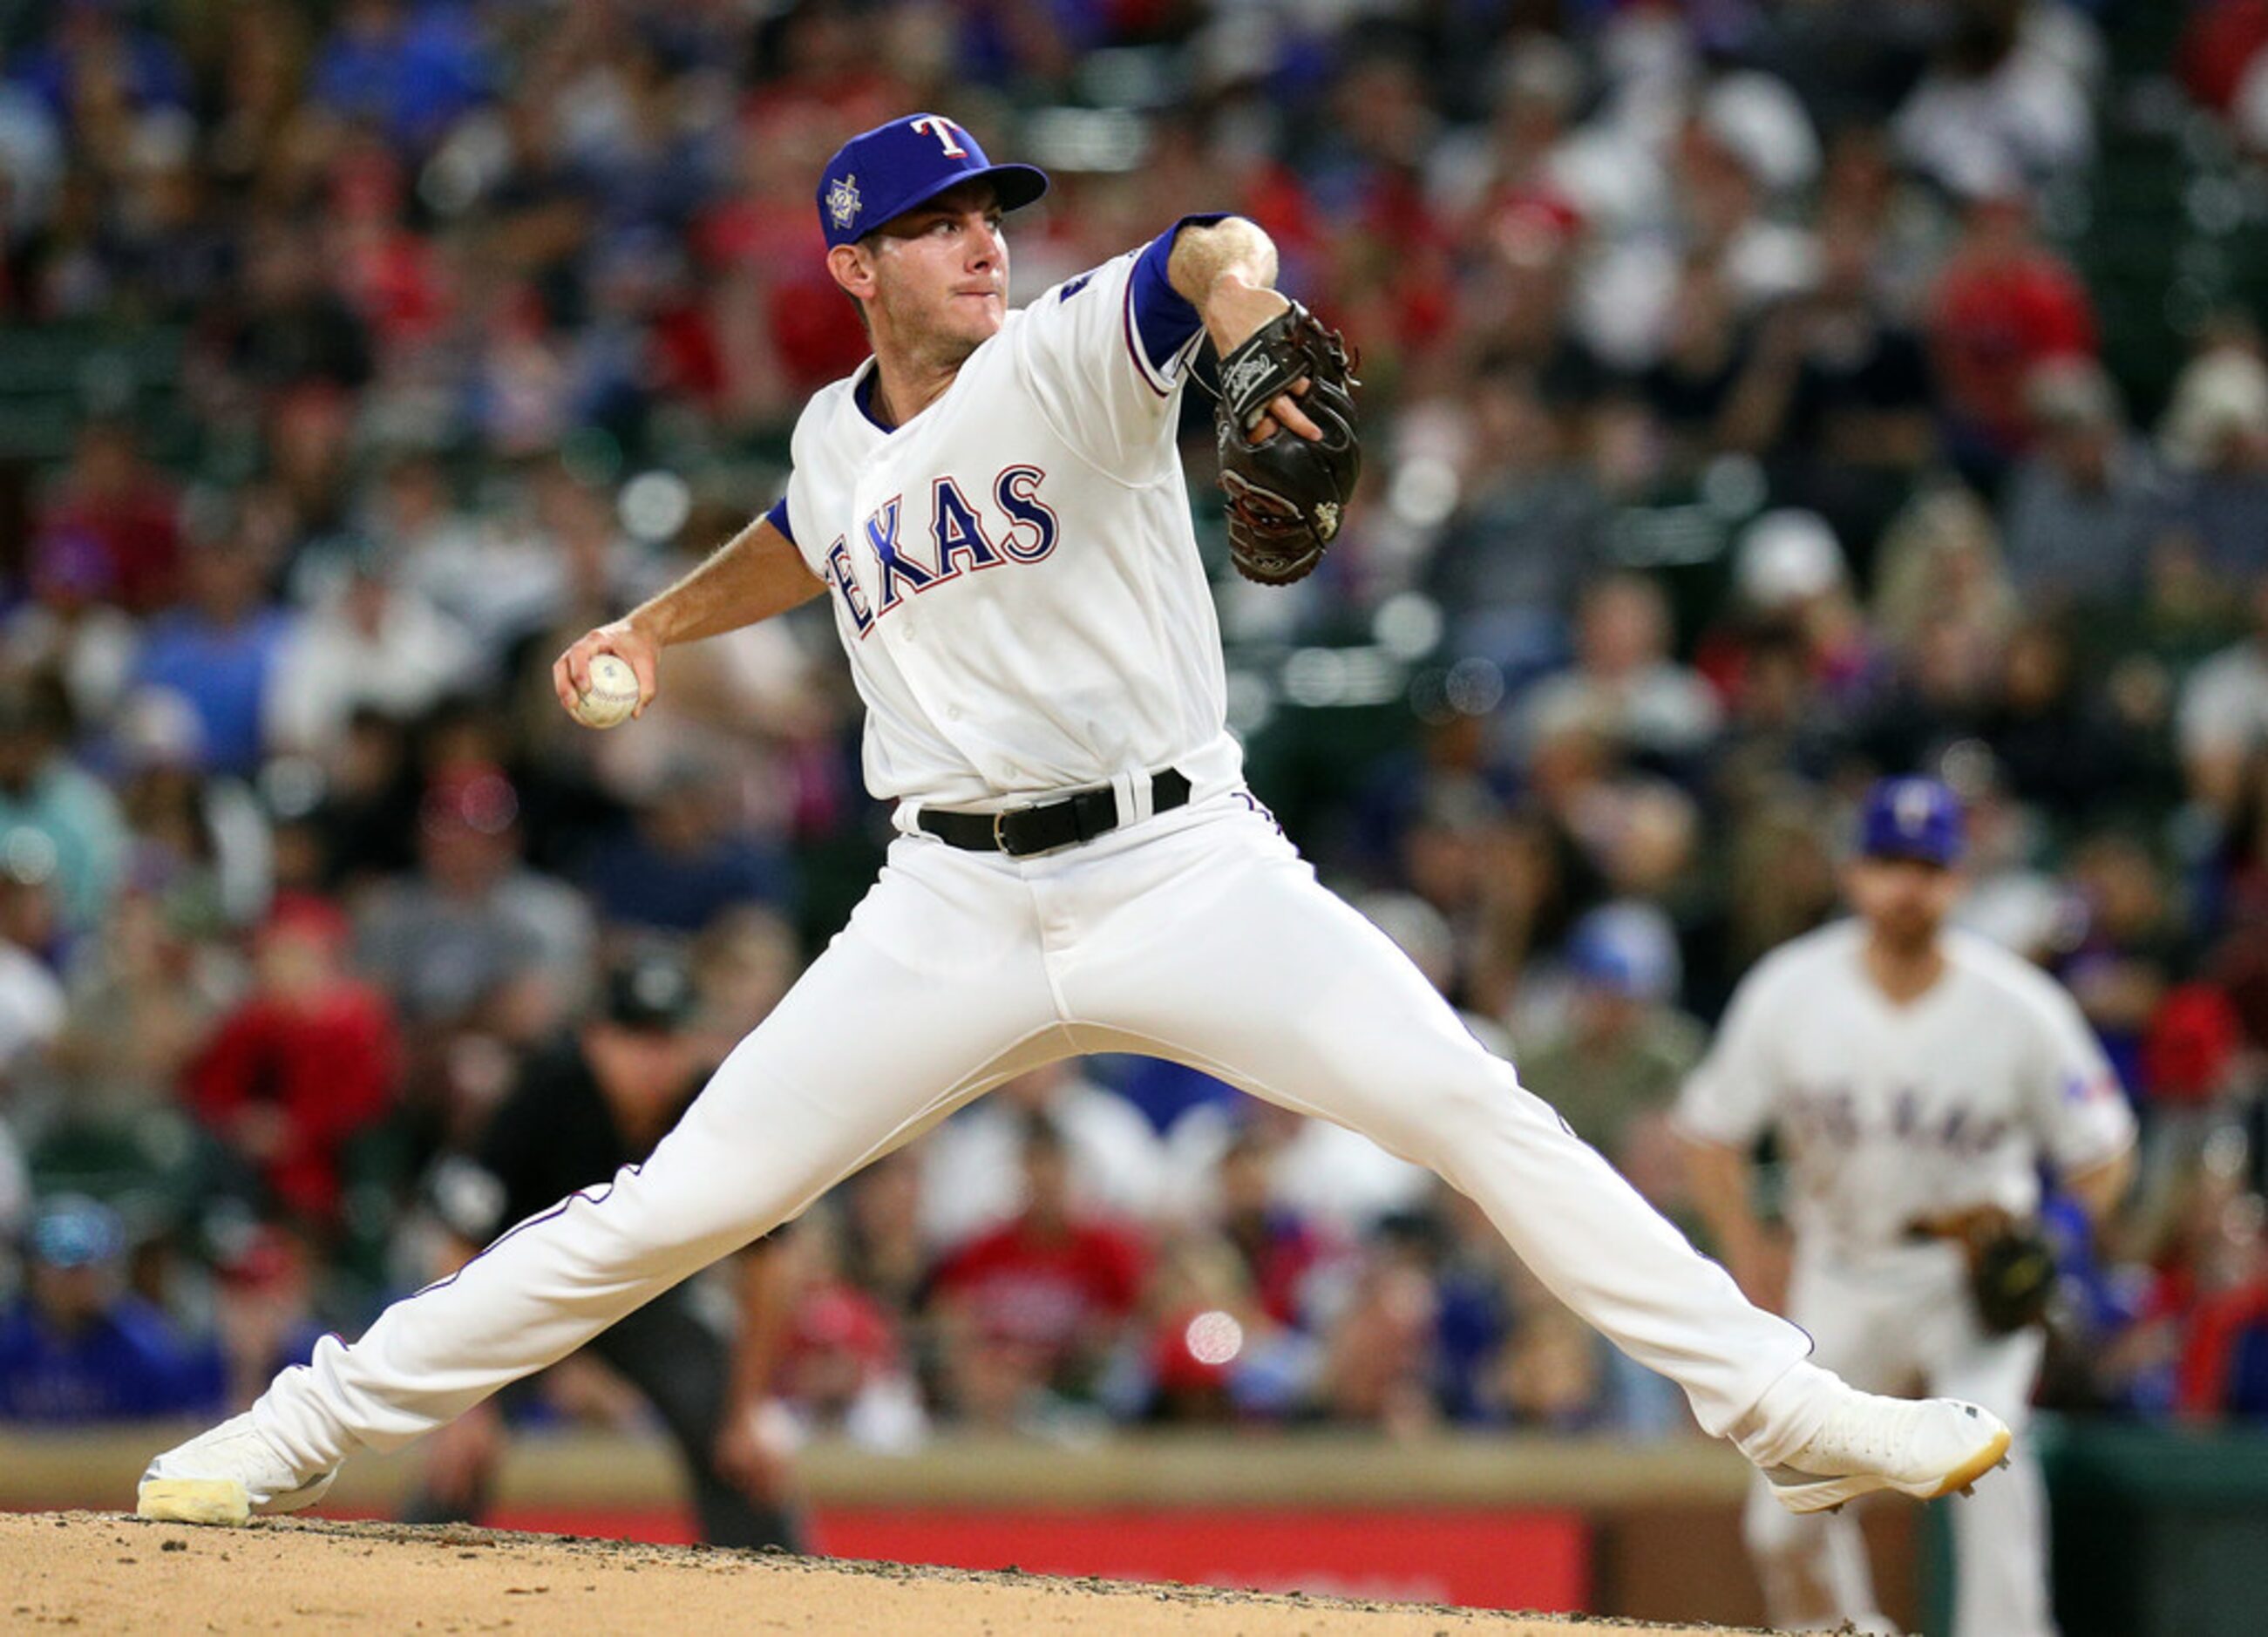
[827,242,877,304]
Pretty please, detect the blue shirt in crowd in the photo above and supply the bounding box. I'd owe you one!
[0,1296,224,1424]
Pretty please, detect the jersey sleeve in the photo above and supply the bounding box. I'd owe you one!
[2019,975,2138,1173]
[1674,959,1789,1148]
[1010,214,1227,479]
[778,449,827,578]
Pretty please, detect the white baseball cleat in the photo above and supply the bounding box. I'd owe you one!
[136,1412,338,1525]
[1764,1393,2012,1515]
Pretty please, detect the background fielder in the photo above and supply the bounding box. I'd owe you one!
[1678,778,2138,1637]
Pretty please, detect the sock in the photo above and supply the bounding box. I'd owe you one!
[1729,1358,1847,1468]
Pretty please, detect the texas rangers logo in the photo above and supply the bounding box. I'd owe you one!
[825,173,862,231]
[910,116,968,157]
[1891,779,1935,838]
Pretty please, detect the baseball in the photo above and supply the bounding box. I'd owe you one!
[572,653,642,730]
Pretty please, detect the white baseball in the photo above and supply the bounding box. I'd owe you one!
[573,652,642,730]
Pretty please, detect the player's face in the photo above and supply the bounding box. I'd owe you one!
[1844,856,1959,948]
[860,181,1009,359]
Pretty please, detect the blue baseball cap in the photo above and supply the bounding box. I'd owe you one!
[1567,902,1681,1002]
[817,113,1049,250]
[1857,778,1965,866]
[29,1193,124,1269]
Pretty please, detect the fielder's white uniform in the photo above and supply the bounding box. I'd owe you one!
[246,225,1830,1481]
[1677,920,2136,1637]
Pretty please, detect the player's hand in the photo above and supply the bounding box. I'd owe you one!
[1204,276,1325,445]
[713,1396,798,1505]
[553,619,660,720]
[1248,379,1322,445]
[1909,1204,2020,1253]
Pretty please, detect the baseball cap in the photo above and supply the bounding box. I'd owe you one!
[1735,509,1845,612]
[29,1194,125,1269]
[602,950,699,1034]
[1566,901,1681,1002]
[1857,778,1965,867]
[816,113,1049,250]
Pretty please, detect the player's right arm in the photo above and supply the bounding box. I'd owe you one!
[1674,952,1796,1309]
[552,506,825,720]
[1682,1138,1787,1311]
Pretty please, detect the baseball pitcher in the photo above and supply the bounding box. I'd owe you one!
[142,115,2011,1549]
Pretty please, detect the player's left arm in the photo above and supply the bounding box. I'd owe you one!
[1166,218,1324,445]
[2021,972,2141,1232]
[2060,1142,2136,1229]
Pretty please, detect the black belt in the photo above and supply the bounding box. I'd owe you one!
[919,768,1192,858]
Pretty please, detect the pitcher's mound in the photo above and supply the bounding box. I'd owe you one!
[0,1511,1782,1634]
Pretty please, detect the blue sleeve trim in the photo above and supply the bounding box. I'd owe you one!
[1126,213,1231,390]
[763,495,794,546]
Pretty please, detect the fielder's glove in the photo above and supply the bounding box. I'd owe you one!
[1212,301,1361,587]
[1908,1206,2058,1335]
[1968,1226,2059,1335]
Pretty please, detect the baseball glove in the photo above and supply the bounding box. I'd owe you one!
[1909,1206,2058,1335]
[1968,1226,2059,1335]
[1212,302,1361,587]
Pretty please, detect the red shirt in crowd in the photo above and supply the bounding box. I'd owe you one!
[929,1214,1147,1361]
[185,961,400,1227]
[2178,1277,2268,1418]
[37,481,181,615]
[1932,234,2097,455]
[2180,1,2268,114]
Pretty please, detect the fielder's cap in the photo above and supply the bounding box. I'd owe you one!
[602,950,699,1034]
[1566,901,1681,1002]
[817,112,1049,250]
[1857,777,1965,867]
[29,1193,125,1269]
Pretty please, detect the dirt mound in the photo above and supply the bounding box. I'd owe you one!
[0,1511,1780,1635]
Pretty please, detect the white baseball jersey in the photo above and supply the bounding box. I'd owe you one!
[1676,920,2136,1260]
[769,218,1245,822]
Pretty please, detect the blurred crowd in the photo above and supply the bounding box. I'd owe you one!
[3,0,2268,1450]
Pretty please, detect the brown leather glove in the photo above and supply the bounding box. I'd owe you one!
[1212,302,1361,586]
[1907,1206,2057,1335]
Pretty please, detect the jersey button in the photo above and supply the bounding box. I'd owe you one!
[945,705,962,721]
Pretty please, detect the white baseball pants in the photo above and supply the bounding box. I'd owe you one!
[1743,1249,2054,1637]
[253,792,1820,1473]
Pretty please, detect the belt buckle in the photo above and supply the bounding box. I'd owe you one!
[992,804,1035,855]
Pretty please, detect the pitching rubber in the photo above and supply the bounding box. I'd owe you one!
[136,1479,252,1526]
